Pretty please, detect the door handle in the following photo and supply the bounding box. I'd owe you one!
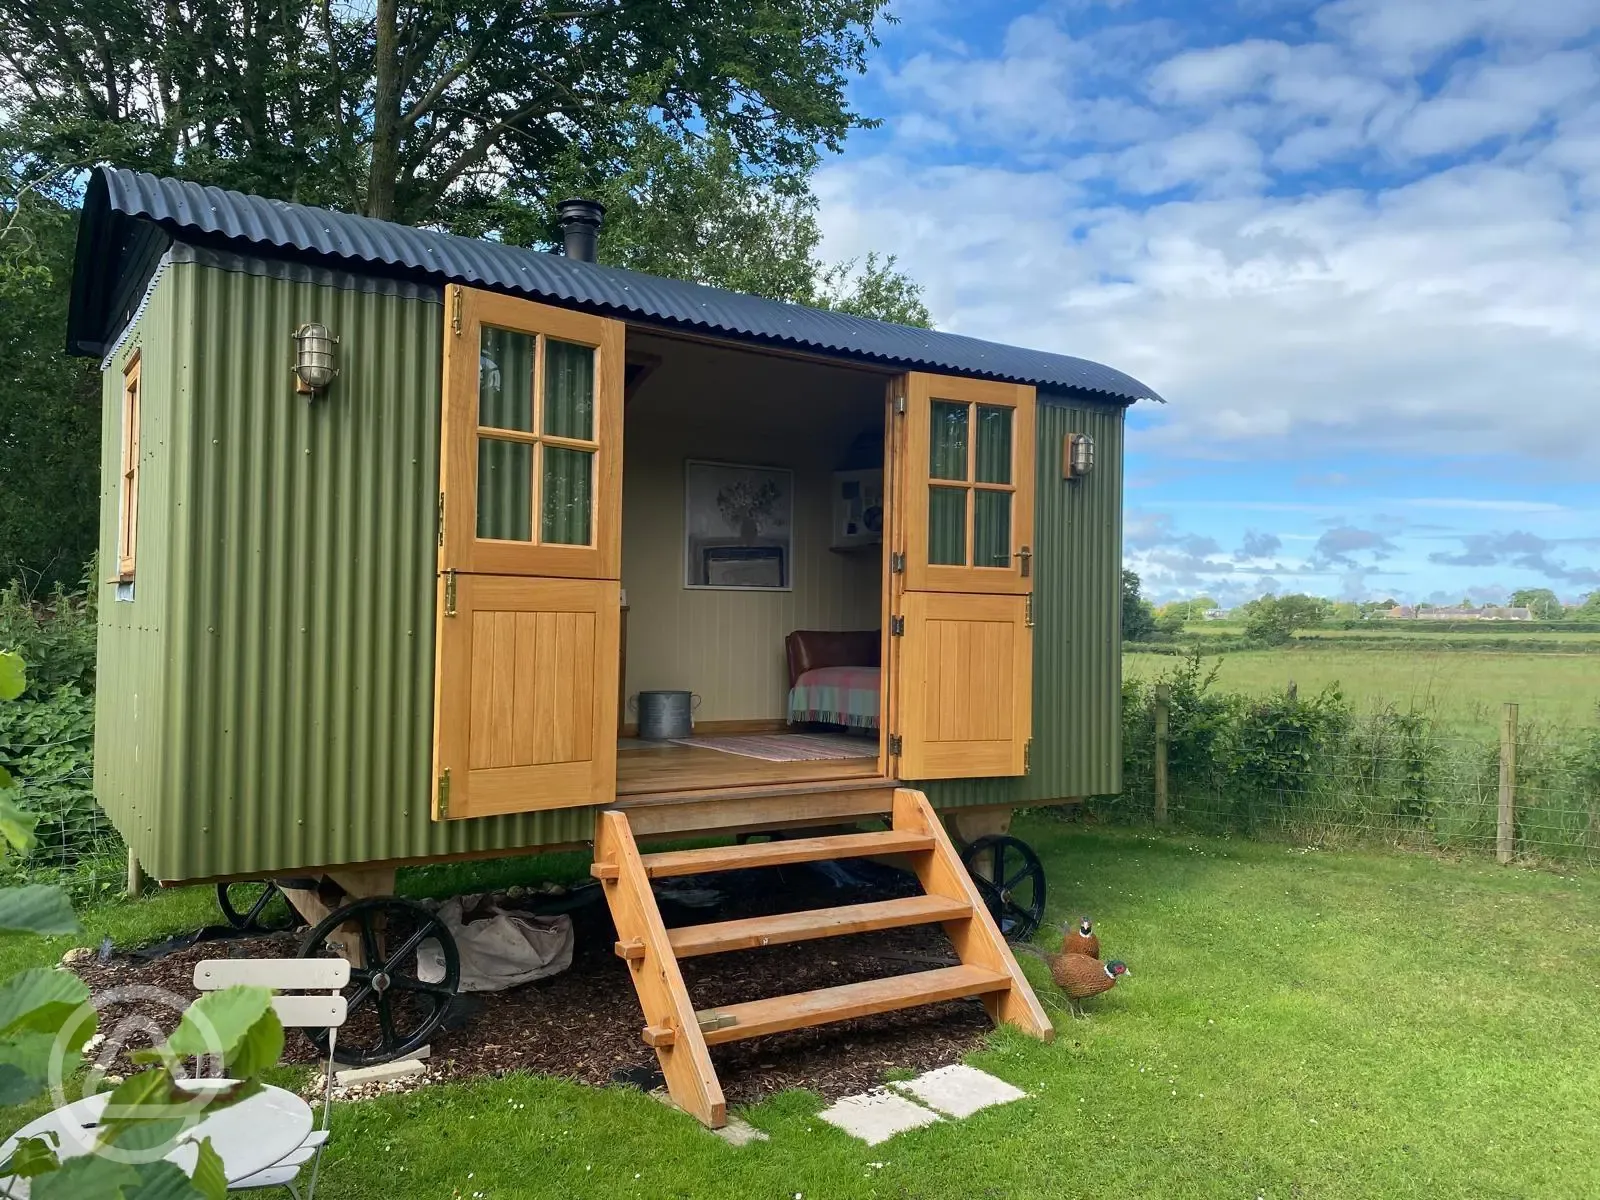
[1017,546,1032,578]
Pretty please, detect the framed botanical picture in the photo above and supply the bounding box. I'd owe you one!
[684,460,794,590]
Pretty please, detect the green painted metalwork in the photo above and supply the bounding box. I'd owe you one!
[92,259,1124,881]
[95,261,596,883]
[94,276,180,873]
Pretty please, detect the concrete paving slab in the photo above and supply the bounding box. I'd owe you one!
[817,1089,942,1145]
[896,1064,1027,1118]
[333,1058,426,1087]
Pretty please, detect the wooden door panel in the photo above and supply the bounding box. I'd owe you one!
[434,575,620,819]
[434,287,625,820]
[888,371,1036,780]
[897,591,1031,779]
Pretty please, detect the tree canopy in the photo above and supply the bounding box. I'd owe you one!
[1509,588,1562,620]
[1,0,890,228]
[1122,569,1157,642]
[1,0,935,586]
[1241,594,1326,645]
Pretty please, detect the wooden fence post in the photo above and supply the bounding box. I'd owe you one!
[1154,684,1170,826]
[1498,702,1518,865]
[127,850,144,898]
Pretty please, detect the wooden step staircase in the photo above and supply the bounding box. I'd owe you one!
[591,786,1053,1127]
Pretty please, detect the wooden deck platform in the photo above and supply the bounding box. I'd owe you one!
[615,738,880,797]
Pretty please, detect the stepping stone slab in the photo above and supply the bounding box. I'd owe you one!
[896,1064,1027,1118]
[334,1059,425,1087]
[818,1089,941,1145]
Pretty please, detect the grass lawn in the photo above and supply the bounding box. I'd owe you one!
[9,818,1600,1198]
[1126,643,1600,732]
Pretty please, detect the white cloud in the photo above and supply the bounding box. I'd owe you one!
[1395,51,1600,157]
[1148,39,1292,105]
[1316,0,1600,70]
[817,1,1600,471]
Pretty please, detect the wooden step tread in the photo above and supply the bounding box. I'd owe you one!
[667,895,971,958]
[638,830,934,879]
[696,964,1010,1046]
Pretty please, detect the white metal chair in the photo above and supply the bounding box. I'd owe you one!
[193,958,350,1200]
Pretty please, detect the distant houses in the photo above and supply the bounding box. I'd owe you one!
[1384,605,1533,621]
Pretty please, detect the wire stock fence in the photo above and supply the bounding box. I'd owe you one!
[1104,677,1600,867]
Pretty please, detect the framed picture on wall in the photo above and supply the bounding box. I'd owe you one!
[684,460,793,590]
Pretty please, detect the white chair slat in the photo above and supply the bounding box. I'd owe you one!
[194,958,350,991]
[271,995,347,1029]
[230,1162,305,1189]
[263,1144,317,1169]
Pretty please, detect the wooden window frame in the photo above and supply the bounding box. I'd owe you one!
[901,374,1034,596]
[116,350,142,581]
[440,288,623,580]
[475,331,602,550]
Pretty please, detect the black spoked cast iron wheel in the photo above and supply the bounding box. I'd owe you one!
[961,835,1046,941]
[216,880,297,932]
[297,896,461,1066]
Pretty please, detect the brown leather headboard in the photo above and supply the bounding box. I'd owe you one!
[785,630,881,688]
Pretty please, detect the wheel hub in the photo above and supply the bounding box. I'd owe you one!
[371,969,391,994]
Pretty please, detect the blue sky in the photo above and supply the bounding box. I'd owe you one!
[814,0,1600,607]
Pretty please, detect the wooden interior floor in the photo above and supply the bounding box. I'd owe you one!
[616,738,882,796]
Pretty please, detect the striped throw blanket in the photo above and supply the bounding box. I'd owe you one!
[787,665,880,731]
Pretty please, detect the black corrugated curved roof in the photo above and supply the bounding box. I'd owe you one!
[69,167,1162,404]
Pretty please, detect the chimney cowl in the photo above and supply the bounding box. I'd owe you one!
[557,198,605,262]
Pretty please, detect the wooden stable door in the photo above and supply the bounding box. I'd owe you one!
[889,374,1035,780]
[432,288,624,819]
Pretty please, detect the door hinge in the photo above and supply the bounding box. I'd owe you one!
[1023,739,1032,775]
[889,734,903,757]
[1025,592,1034,627]
[890,551,905,574]
[437,491,445,548]
[451,286,463,336]
[437,768,451,818]
[890,614,905,636]
[443,568,458,616]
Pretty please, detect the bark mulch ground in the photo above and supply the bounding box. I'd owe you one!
[68,861,998,1106]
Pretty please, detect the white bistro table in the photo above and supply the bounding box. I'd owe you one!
[0,1078,313,1194]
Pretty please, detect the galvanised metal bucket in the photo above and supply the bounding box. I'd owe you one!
[633,690,699,739]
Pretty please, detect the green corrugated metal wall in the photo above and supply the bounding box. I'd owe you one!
[918,396,1124,810]
[94,274,179,868]
[96,259,1124,882]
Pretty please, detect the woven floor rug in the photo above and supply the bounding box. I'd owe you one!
[670,732,878,762]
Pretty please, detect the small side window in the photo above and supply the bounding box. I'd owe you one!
[117,351,141,580]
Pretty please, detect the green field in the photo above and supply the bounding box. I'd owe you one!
[1126,640,1600,732]
[9,822,1600,1199]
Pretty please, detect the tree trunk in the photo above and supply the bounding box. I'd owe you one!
[366,0,401,220]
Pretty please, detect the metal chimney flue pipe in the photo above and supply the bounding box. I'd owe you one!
[557,198,605,262]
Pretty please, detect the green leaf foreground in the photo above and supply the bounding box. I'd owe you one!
[0,884,84,935]
[0,789,40,854]
[0,650,24,701]
[0,966,90,1036]
[0,1133,62,1178]
[187,1139,228,1200]
[157,986,280,1076]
